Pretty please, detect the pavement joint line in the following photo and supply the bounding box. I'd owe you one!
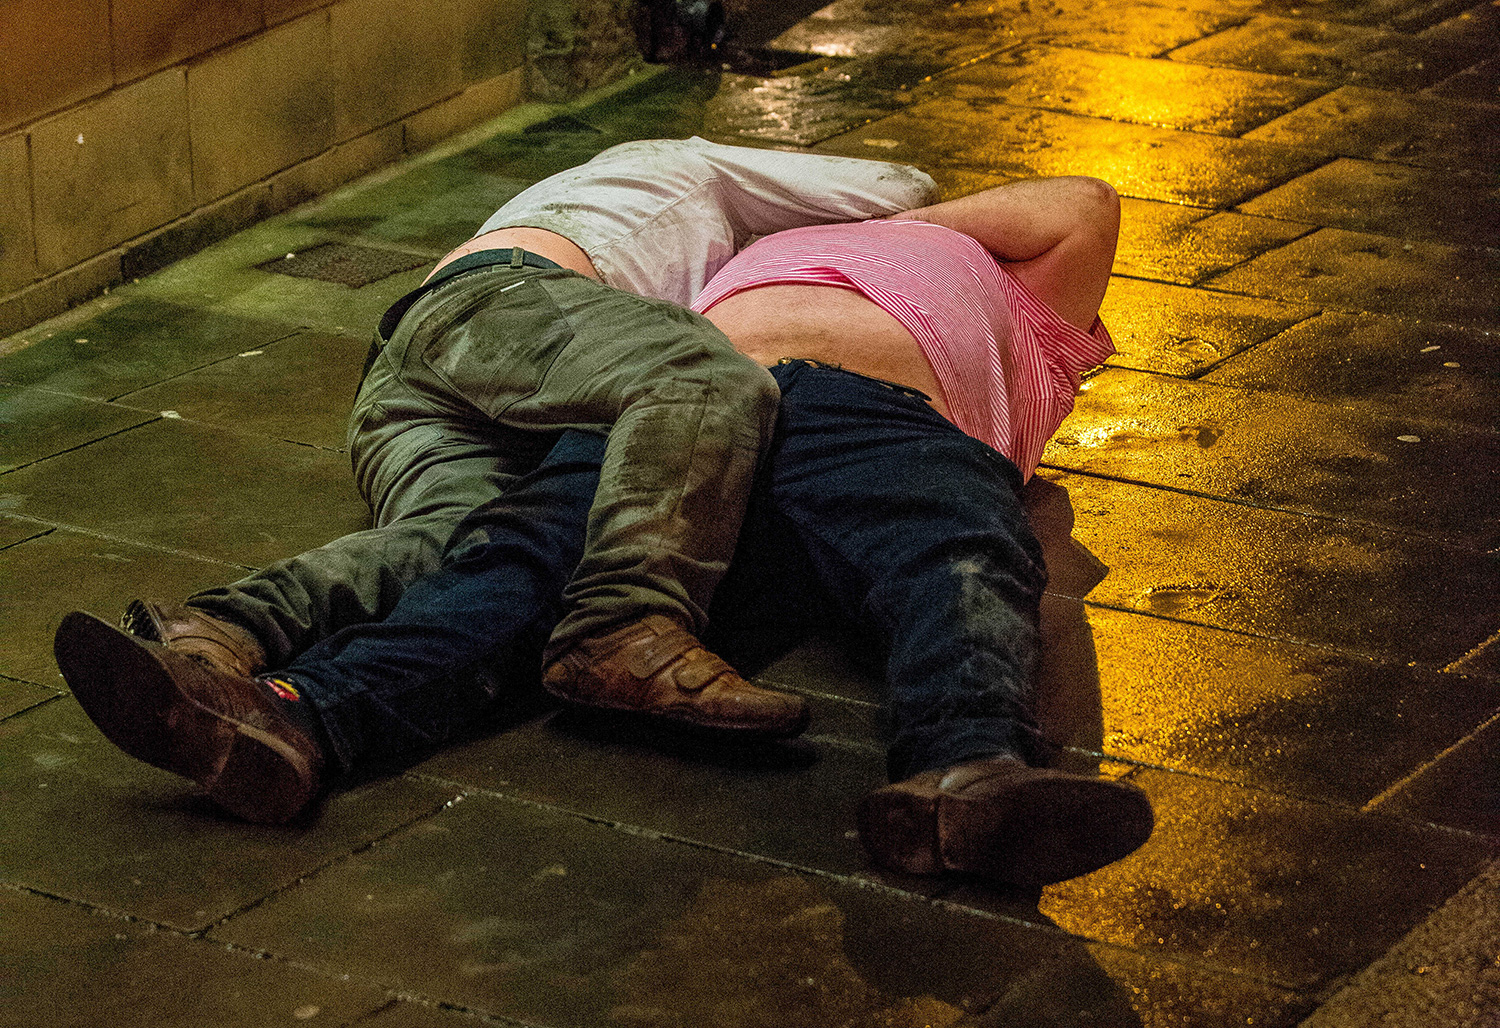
[195,789,464,935]
[1,877,192,934]
[1055,738,1500,844]
[0,686,62,720]
[1361,707,1500,815]
[1075,595,1460,674]
[0,523,55,552]
[1,870,546,1027]
[750,677,883,709]
[1039,462,1499,550]
[104,327,311,405]
[1441,627,1500,675]
[0,413,163,478]
[1181,310,1328,378]
[0,511,261,572]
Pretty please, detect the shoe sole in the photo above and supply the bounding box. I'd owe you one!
[543,683,812,740]
[55,612,316,823]
[858,771,1154,887]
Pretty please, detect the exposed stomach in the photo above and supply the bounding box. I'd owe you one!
[428,227,601,282]
[701,283,950,419]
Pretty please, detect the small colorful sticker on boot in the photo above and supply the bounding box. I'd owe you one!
[261,676,302,702]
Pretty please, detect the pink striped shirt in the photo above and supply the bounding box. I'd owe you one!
[691,219,1114,480]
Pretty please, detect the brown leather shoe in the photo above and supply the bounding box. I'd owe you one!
[857,756,1154,887]
[542,615,810,738]
[121,599,267,678]
[55,611,323,824]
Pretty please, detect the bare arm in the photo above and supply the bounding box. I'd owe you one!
[897,177,1120,332]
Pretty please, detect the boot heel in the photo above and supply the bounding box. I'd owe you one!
[856,782,943,875]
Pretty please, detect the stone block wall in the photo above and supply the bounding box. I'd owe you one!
[0,0,643,337]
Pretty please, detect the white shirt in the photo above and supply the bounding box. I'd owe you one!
[476,137,938,307]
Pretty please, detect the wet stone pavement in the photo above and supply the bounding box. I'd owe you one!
[2,0,1498,1024]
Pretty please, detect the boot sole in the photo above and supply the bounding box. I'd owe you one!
[858,770,1154,887]
[55,612,316,824]
[543,683,812,740]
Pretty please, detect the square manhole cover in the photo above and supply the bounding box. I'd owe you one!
[259,243,430,288]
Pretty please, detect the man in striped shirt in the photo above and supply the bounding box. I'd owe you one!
[55,143,1152,887]
[681,179,1150,885]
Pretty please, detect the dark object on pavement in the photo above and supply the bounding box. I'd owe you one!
[55,612,323,824]
[857,755,1155,886]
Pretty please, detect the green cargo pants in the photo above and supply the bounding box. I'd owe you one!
[346,254,778,660]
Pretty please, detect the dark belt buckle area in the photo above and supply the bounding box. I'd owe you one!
[778,358,931,402]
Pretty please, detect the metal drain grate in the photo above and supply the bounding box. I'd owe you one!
[259,243,430,288]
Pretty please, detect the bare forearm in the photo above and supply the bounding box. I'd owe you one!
[897,177,1118,262]
[899,176,1121,331]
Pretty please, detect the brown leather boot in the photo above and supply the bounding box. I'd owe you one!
[543,615,810,738]
[121,599,267,678]
[55,611,323,824]
[857,756,1154,887]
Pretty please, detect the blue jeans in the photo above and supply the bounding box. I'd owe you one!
[283,362,1049,781]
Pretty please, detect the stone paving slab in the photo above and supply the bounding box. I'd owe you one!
[354,1002,490,1028]
[290,157,537,254]
[0,887,392,1028]
[411,698,895,882]
[1049,368,1500,547]
[1098,276,1317,376]
[1083,604,1500,811]
[0,385,155,473]
[0,417,369,571]
[1048,471,1500,667]
[0,676,52,720]
[1114,199,1313,286]
[1429,53,1500,101]
[0,514,41,549]
[703,54,933,147]
[983,938,1312,1028]
[1244,85,1500,172]
[0,528,249,687]
[814,98,1327,207]
[1204,227,1500,327]
[1244,0,1474,30]
[210,791,1069,1026]
[772,0,1249,61]
[0,698,456,933]
[1370,712,1500,838]
[1168,16,1465,91]
[1202,310,1499,431]
[0,297,303,401]
[126,218,431,340]
[116,330,371,450]
[1300,856,1500,1028]
[1239,157,1500,248]
[995,767,1496,991]
[940,44,1332,135]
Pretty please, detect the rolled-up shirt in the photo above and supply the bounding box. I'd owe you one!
[691,219,1115,479]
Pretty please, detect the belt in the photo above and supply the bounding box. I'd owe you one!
[776,357,933,402]
[376,247,564,342]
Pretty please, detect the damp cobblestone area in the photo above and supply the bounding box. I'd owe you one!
[1,1,1497,1025]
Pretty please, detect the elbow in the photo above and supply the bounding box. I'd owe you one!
[1056,176,1119,254]
[1073,176,1120,233]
